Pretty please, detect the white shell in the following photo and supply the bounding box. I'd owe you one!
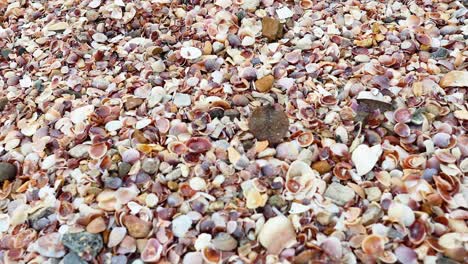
[105,120,123,132]
[108,227,127,247]
[276,6,294,19]
[180,47,202,60]
[387,202,415,226]
[258,215,297,254]
[172,215,192,238]
[0,214,10,232]
[351,144,383,176]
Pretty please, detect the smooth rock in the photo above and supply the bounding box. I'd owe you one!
[62,232,103,260]
[255,75,275,93]
[262,17,283,41]
[118,162,132,177]
[104,177,123,190]
[312,160,332,174]
[232,94,249,106]
[324,182,355,206]
[28,207,55,231]
[0,97,8,111]
[63,252,87,264]
[0,162,17,183]
[248,104,289,145]
[362,203,383,225]
[124,97,144,110]
[123,215,152,238]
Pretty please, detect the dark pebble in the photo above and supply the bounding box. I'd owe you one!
[62,232,103,260]
[431,47,450,59]
[224,109,240,120]
[103,177,122,190]
[248,104,289,145]
[29,207,55,230]
[209,108,225,119]
[0,162,17,183]
[63,252,87,264]
[0,98,8,111]
[118,162,132,177]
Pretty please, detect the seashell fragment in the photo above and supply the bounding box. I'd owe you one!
[108,227,127,247]
[258,215,297,254]
[351,144,383,176]
[439,71,468,88]
[172,215,192,238]
[388,202,415,226]
[181,47,202,60]
[141,238,162,262]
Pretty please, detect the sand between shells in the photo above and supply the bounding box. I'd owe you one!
[0,0,467,263]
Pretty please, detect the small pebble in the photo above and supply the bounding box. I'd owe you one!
[0,97,8,111]
[248,104,289,145]
[104,177,123,190]
[255,75,275,93]
[118,162,132,177]
[62,232,103,260]
[262,17,283,41]
[0,162,17,183]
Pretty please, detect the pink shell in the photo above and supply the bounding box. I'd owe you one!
[393,108,411,123]
[186,137,212,153]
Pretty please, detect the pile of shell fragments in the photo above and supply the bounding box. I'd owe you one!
[0,0,467,263]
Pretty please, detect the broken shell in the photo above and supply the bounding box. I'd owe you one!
[168,141,188,155]
[439,71,468,88]
[296,131,314,147]
[258,215,297,254]
[86,217,106,233]
[393,108,412,123]
[361,235,385,256]
[333,162,352,180]
[123,215,152,238]
[394,123,410,138]
[180,47,202,60]
[121,149,140,163]
[202,247,221,263]
[352,144,383,176]
[186,137,212,153]
[387,202,415,226]
[108,227,127,247]
[434,149,457,164]
[395,246,417,264]
[321,236,342,259]
[172,214,192,238]
[89,143,108,159]
[408,218,426,245]
[285,160,318,198]
[212,232,238,251]
[141,238,162,262]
